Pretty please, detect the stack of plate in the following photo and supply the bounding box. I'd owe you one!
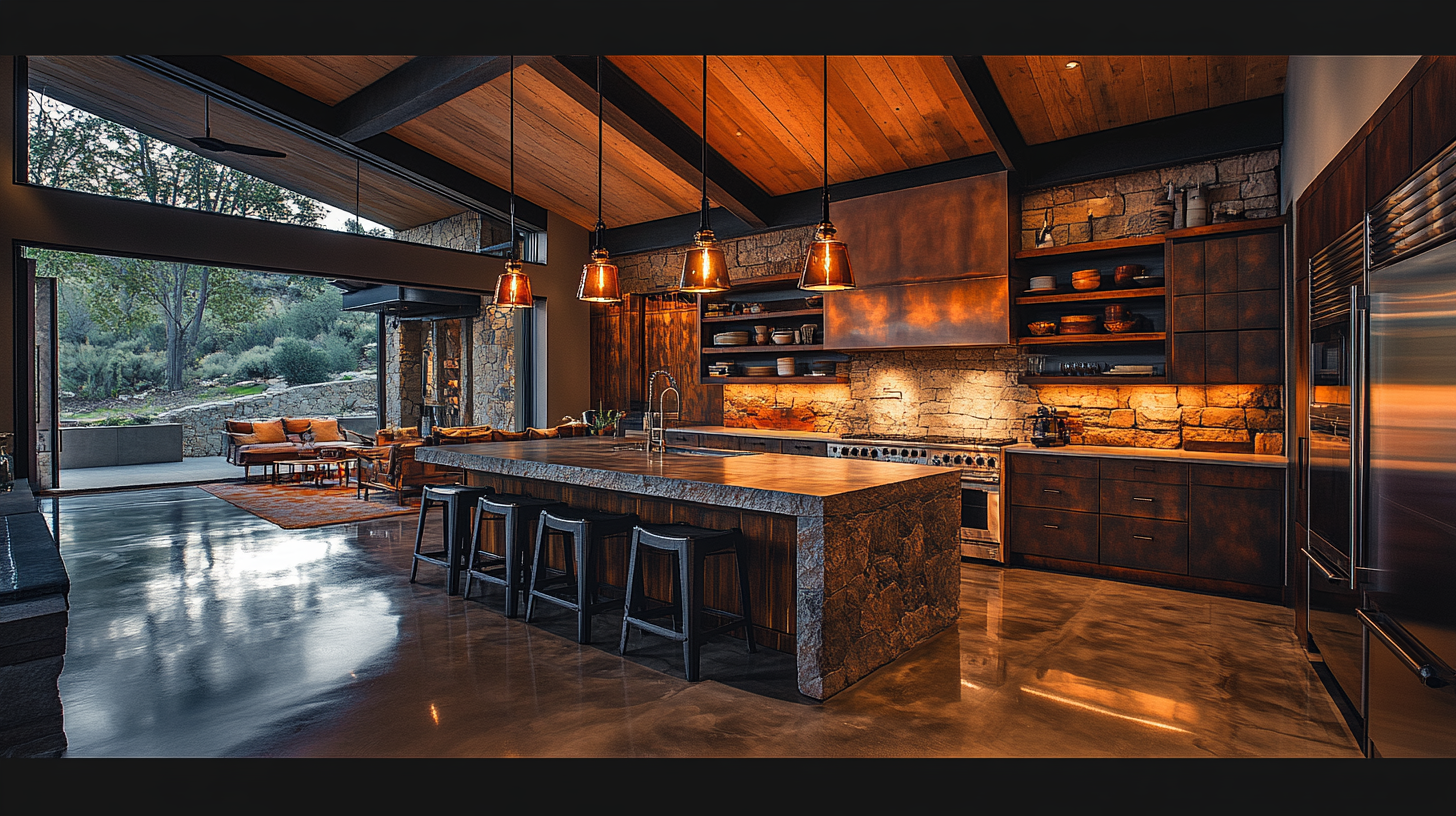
[1028,275,1056,293]
[742,365,777,376]
[777,357,797,376]
[707,362,735,377]
[1106,365,1156,375]
[713,331,750,346]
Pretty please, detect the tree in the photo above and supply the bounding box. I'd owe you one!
[27,92,331,390]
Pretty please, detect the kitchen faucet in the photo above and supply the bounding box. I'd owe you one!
[645,369,680,454]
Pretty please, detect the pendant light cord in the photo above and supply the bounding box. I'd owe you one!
[822,55,830,224]
[596,55,605,251]
[699,54,710,233]
[509,54,516,263]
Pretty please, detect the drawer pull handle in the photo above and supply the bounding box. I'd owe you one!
[1133,497,1154,502]
[1043,488,1062,494]
[1133,535,1154,541]
[1043,524,1059,529]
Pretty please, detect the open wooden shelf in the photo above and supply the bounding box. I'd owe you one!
[1015,234,1165,260]
[703,308,823,323]
[1018,374,1167,385]
[703,344,829,355]
[703,375,847,384]
[1015,287,1164,305]
[1017,332,1165,345]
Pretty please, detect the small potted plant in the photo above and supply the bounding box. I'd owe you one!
[587,404,626,437]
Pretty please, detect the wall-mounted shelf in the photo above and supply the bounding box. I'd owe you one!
[1015,234,1165,260]
[1015,287,1165,305]
[1018,375,1168,385]
[706,375,848,384]
[703,344,829,355]
[703,308,823,323]
[697,274,845,385]
[1018,332,1165,346]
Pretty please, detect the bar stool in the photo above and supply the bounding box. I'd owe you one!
[410,483,492,595]
[462,492,567,617]
[525,507,639,643]
[619,523,756,682]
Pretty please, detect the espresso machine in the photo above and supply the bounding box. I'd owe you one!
[1028,406,1069,448]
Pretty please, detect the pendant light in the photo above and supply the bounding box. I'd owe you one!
[677,55,731,293]
[577,55,622,303]
[493,55,534,309]
[799,55,854,291]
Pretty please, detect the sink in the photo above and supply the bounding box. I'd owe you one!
[610,443,750,457]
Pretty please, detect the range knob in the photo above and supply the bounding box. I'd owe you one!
[901,449,910,458]
[869,448,879,458]
[953,454,964,465]
[988,456,997,469]
[929,455,941,466]
[974,456,985,467]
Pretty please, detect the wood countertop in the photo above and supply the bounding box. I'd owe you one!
[1005,442,1288,468]
[415,436,958,516]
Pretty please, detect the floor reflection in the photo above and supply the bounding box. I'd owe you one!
[54,487,1362,758]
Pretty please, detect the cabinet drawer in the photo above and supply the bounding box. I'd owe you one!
[1010,473,1100,512]
[699,434,740,450]
[1008,507,1099,563]
[1099,480,1188,521]
[1099,515,1189,574]
[663,431,700,447]
[1190,464,1282,489]
[1099,459,1189,484]
[736,436,783,454]
[1007,452,1099,479]
[781,439,827,457]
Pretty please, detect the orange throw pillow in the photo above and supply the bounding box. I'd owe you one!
[284,418,313,434]
[229,432,263,446]
[226,420,254,434]
[310,418,343,442]
[252,419,287,444]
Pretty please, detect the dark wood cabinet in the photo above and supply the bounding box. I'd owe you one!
[1167,222,1284,385]
[1006,450,1285,598]
[781,439,828,457]
[1411,56,1456,174]
[593,294,724,426]
[1188,465,1283,587]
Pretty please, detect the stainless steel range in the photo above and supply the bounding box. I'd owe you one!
[828,433,1016,563]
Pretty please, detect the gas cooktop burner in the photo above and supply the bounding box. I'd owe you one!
[837,433,1018,448]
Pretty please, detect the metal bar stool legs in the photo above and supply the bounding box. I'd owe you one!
[462,493,566,617]
[525,508,638,643]
[619,523,756,682]
[410,483,492,594]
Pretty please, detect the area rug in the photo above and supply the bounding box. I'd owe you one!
[198,482,417,529]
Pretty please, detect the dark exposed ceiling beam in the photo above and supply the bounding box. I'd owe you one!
[128,55,549,231]
[943,56,1028,175]
[542,56,772,230]
[333,55,537,142]
[1018,94,1285,189]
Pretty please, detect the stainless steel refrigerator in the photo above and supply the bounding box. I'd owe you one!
[1305,221,1368,741]
[1358,145,1456,758]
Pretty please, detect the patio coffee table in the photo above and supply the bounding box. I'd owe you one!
[273,458,338,487]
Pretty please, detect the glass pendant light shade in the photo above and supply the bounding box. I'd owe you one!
[799,221,855,291]
[493,258,534,308]
[679,228,731,293]
[577,248,621,302]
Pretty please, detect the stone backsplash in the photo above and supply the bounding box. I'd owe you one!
[723,349,1284,455]
[1020,148,1280,250]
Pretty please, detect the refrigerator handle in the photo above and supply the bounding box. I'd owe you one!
[1349,284,1366,590]
[1301,547,1347,585]
[1357,609,1454,689]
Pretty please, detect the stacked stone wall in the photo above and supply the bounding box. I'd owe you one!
[159,375,378,457]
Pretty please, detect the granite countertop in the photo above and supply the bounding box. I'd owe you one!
[671,425,843,441]
[415,436,958,516]
[1005,442,1288,468]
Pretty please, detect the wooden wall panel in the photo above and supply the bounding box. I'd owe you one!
[1366,92,1412,209]
[1412,55,1456,172]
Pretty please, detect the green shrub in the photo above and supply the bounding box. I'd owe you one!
[271,337,330,385]
[231,345,276,380]
[60,338,166,399]
[194,351,235,382]
[315,333,357,373]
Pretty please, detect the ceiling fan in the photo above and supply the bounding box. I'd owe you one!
[187,94,287,158]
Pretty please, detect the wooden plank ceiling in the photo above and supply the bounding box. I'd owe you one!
[27,55,1289,236]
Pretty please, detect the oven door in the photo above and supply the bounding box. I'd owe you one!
[960,478,1002,562]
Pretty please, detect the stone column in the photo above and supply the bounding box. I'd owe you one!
[384,320,424,430]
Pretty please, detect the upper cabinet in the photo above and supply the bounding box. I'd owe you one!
[1167,220,1285,385]
[823,172,1016,350]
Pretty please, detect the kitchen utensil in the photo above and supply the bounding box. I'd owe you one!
[771,331,796,345]
[1059,314,1099,334]
[714,332,750,346]
[1103,318,1139,333]
[1114,264,1145,287]
[800,324,816,345]
[1071,269,1101,291]
[1029,406,1068,448]
[1024,354,1049,375]
[1103,304,1128,321]
[1132,275,1165,287]
[1027,320,1058,336]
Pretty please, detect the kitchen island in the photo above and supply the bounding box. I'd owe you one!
[415,436,961,700]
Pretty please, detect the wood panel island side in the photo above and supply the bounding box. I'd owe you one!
[414,436,961,700]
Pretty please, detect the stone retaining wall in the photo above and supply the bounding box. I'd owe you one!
[159,376,379,457]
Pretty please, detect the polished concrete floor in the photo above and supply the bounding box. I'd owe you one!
[56,456,238,492]
[48,486,1362,758]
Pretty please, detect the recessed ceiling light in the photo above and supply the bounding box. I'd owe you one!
[1065,60,1081,70]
